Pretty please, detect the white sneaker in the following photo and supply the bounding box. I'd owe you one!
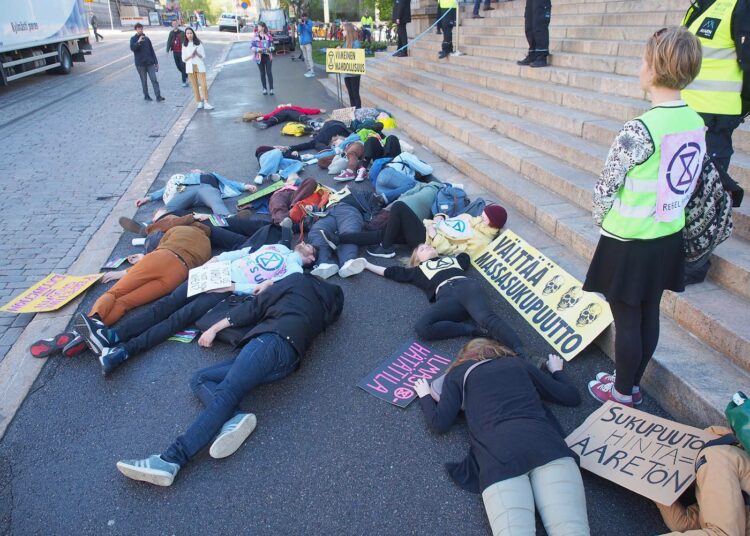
[203,101,214,110]
[310,263,339,279]
[209,413,257,459]
[339,258,367,278]
[262,89,268,95]
[300,154,314,161]
[304,71,315,78]
[269,89,274,95]
[196,101,203,109]
[254,175,264,185]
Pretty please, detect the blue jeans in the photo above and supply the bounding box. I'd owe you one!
[376,167,417,204]
[164,184,231,215]
[161,333,299,467]
[473,0,491,15]
[258,149,304,178]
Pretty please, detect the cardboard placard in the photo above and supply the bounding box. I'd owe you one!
[236,180,285,208]
[472,230,613,359]
[329,106,356,126]
[186,262,232,297]
[1,273,103,313]
[358,342,452,408]
[566,402,717,505]
[102,257,128,269]
[325,48,366,75]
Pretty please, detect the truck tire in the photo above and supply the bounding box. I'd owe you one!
[53,44,72,75]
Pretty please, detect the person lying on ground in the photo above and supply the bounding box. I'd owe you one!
[75,233,318,376]
[253,104,326,129]
[331,127,392,183]
[135,171,257,220]
[375,152,434,204]
[115,273,344,487]
[412,339,588,536]
[284,120,351,153]
[30,223,212,359]
[363,245,523,349]
[654,425,749,536]
[308,186,384,280]
[254,146,304,185]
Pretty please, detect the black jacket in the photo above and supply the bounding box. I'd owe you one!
[130,34,158,66]
[392,0,412,23]
[166,29,185,53]
[384,253,471,301]
[228,273,344,355]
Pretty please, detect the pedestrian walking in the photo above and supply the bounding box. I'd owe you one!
[182,28,213,110]
[342,23,362,109]
[252,22,275,95]
[90,14,103,42]
[472,0,494,18]
[297,14,315,78]
[130,23,164,102]
[166,20,188,87]
[517,0,552,68]
[585,27,708,406]
[392,0,411,57]
[438,0,457,59]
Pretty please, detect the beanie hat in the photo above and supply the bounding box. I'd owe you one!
[484,204,508,229]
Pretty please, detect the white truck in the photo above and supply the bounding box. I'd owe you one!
[0,0,92,85]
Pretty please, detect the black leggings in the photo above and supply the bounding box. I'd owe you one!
[338,201,425,248]
[416,278,524,353]
[265,109,306,127]
[610,298,661,395]
[257,54,273,90]
[344,76,362,109]
[289,122,351,152]
[363,135,402,165]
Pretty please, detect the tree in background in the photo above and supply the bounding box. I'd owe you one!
[280,0,310,18]
[363,0,393,21]
[180,0,220,23]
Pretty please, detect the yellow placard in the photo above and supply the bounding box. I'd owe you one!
[325,48,366,75]
[1,273,103,314]
[472,230,613,359]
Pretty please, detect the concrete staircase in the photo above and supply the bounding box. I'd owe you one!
[321,0,750,427]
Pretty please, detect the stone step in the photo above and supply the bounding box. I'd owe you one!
[400,43,750,189]
[357,72,750,372]
[453,34,645,58]
[458,0,686,15]
[366,62,750,301]
[320,75,750,429]
[461,11,684,29]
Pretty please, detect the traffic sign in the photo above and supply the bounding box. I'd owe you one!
[241,2,248,8]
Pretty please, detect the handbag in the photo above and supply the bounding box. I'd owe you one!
[725,392,750,452]
[429,359,491,410]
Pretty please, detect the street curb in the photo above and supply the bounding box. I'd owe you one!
[0,42,234,441]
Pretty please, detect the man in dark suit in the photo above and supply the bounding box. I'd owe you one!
[392,0,411,57]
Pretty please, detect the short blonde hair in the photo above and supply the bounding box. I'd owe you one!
[644,26,702,90]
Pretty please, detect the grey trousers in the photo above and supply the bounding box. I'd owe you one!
[309,203,364,266]
[136,64,161,98]
[164,184,231,216]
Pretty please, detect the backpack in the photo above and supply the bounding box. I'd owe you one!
[432,184,469,217]
[461,197,487,217]
[369,157,392,184]
[289,184,330,224]
[281,122,312,136]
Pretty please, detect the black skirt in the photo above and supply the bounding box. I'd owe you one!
[583,231,685,305]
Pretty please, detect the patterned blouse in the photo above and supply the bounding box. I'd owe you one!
[251,34,273,64]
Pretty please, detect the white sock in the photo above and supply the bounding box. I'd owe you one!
[612,387,633,403]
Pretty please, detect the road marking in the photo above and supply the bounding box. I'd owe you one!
[84,39,167,76]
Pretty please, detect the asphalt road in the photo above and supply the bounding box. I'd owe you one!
[0,43,674,535]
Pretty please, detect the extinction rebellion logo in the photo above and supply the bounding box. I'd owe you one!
[666,141,701,195]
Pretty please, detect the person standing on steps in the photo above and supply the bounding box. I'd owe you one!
[298,13,315,78]
[584,27,709,406]
[392,0,411,57]
[517,0,552,68]
[253,22,275,95]
[682,0,750,283]
[166,20,188,87]
[438,0,457,59]
[182,28,213,110]
[473,0,494,19]
[130,23,164,102]
[91,14,103,42]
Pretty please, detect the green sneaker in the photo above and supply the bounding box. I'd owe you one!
[116,455,179,486]
[209,413,257,459]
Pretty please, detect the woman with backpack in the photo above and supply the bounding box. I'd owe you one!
[363,245,523,348]
[182,28,213,110]
[411,338,589,536]
[252,22,274,95]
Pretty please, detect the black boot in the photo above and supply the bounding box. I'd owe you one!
[529,54,548,68]
[516,51,535,65]
[438,41,451,59]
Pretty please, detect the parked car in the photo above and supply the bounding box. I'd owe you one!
[218,13,245,32]
[259,9,294,51]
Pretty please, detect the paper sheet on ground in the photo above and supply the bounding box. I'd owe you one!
[472,230,613,359]
[103,257,128,269]
[186,262,232,297]
[1,273,103,313]
[329,106,356,126]
[566,402,717,505]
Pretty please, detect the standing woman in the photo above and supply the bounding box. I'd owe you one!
[253,23,275,95]
[182,28,213,110]
[584,27,706,406]
[342,23,362,109]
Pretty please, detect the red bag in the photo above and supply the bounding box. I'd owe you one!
[289,185,330,224]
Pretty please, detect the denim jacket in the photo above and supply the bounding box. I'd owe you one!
[148,172,246,202]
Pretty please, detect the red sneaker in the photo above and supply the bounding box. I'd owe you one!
[587,380,633,407]
[62,334,87,358]
[30,332,76,358]
[594,372,642,405]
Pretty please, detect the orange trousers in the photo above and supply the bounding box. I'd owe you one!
[89,249,187,325]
